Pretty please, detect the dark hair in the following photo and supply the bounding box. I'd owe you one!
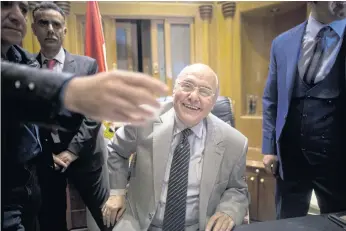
[32,2,65,21]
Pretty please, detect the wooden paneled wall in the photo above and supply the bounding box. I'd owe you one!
[22,1,308,161]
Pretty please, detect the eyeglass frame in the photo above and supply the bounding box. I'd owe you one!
[176,80,216,97]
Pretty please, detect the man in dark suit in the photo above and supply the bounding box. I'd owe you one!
[262,1,346,219]
[31,2,110,231]
[1,2,52,230]
[1,2,166,229]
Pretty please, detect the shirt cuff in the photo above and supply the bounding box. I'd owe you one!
[65,149,79,159]
[110,189,127,196]
[262,135,277,155]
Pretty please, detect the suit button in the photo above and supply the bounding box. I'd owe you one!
[300,133,304,137]
[302,114,307,118]
[15,80,21,88]
[302,148,306,151]
[28,82,35,90]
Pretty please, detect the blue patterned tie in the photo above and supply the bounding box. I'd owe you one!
[163,128,192,231]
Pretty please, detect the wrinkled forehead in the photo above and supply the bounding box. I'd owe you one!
[178,67,218,89]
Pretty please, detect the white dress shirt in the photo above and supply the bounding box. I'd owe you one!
[298,15,346,83]
[150,113,207,230]
[40,47,68,132]
[41,47,65,73]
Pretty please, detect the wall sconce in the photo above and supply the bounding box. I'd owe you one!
[221,2,236,18]
[199,5,213,21]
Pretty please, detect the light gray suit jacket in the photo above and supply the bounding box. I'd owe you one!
[108,102,249,231]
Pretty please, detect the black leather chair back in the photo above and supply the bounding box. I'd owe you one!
[211,96,235,127]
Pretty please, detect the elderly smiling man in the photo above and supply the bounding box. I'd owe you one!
[104,63,249,231]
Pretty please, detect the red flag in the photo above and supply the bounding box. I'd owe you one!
[85,1,107,72]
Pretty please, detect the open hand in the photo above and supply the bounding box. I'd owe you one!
[64,70,168,124]
[206,212,235,231]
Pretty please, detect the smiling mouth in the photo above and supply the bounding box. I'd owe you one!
[182,103,200,111]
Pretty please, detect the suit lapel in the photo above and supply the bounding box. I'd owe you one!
[63,50,76,73]
[152,108,175,204]
[285,21,307,102]
[36,53,43,68]
[199,115,225,228]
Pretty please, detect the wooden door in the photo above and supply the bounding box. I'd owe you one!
[257,172,276,221]
[66,182,87,230]
[246,168,259,221]
[150,18,195,93]
[115,20,138,72]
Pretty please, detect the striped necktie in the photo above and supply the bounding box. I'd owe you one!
[303,26,330,85]
[163,128,192,231]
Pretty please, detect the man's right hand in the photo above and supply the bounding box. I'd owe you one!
[263,154,278,175]
[63,70,169,125]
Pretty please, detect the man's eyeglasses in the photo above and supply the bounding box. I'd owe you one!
[177,81,215,97]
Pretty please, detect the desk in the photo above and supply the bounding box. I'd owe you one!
[234,215,344,231]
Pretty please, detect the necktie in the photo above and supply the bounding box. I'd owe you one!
[46,59,56,70]
[45,59,60,140]
[303,27,329,85]
[163,128,193,231]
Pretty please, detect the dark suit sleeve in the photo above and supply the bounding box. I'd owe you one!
[66,59,101,157]
[262,39,278,155]
[1,61,75,128]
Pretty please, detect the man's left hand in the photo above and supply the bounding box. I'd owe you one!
[54,151,78,170]
[206,212,235,231]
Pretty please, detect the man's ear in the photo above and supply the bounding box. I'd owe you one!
[63,27,67,36]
